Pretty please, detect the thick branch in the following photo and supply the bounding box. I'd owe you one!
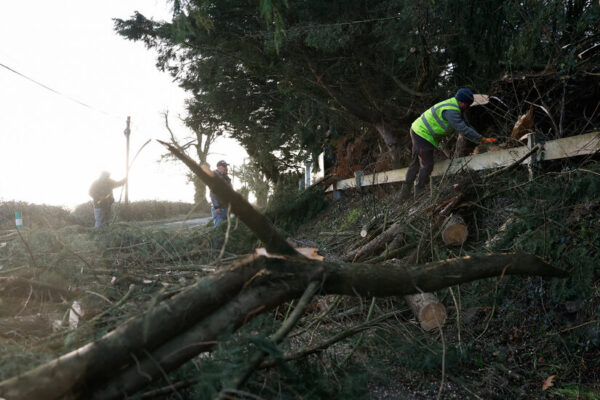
[157,139,297,255]
[90,253,566,399]
[0,253,566,400]
[0,257,265,400]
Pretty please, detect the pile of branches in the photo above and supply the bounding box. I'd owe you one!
[0,142,568,400]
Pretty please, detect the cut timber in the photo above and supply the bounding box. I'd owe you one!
[511,108,534,140]
[441,214,468,246]
[404,292,447,331]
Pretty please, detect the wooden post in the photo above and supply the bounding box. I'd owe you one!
[124,116,131,205]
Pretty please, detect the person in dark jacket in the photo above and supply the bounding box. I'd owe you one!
[400,88,496,200]
[89,171,126,228]
[210,160,233,227]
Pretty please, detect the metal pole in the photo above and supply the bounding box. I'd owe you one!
[124,116,131,204]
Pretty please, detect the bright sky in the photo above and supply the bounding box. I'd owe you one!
[0,1,247,209]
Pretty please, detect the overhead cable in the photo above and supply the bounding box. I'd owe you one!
[0,61,120,118]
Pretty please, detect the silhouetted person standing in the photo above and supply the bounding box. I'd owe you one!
[89,171,126,228]
[210,160,232,227]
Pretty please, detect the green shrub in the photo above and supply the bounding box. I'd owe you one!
[266,175,329,234]
[0,201,74,230]
[71,200,208,228]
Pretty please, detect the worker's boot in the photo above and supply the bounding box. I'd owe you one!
[399,183,413,200]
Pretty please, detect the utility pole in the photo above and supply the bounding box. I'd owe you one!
[124,116,131,205]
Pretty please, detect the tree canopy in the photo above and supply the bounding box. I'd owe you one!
[115,0,599,176]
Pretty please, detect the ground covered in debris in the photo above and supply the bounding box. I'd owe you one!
[1,156,599,399]
[292,159,600,399]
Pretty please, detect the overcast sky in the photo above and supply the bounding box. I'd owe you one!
[0,1,246,209]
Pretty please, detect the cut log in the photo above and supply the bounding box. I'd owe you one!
[511,108,534,140]
[441,214,468,246]
[360,214,385,238]
[404,292,447,331]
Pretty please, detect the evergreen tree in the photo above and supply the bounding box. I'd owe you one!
[115,0,599,174]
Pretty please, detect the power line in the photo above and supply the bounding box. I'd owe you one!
[0,60,121,119]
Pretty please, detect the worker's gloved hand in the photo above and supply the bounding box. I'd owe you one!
[480,137,497,144]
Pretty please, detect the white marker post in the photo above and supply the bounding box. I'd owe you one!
[15,211,23,230]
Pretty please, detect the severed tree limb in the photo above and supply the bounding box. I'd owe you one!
[258,310,401,369]
[0,252,566,400]
[89,270,317,400]
[157,140,296,256]
[91,253,565,400]
[218,280,322,398]
[343,220,406,262]
[0,257,266,400]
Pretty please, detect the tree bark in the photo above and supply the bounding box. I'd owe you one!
[157,140,297,256]
[0,253,567,400]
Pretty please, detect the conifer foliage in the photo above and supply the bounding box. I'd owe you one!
[115,0,600,174]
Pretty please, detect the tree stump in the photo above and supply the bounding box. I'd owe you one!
[441,214,468,246]
[404,292,447,331]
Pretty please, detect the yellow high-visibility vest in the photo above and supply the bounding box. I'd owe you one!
[411,97,461,147]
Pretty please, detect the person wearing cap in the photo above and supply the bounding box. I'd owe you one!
[89,171,127,228]
[210,160,233,227]
[400,88,496,200]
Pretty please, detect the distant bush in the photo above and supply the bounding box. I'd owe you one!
[266,174,329,234]
[1,200,208,230]
[70,202,95,227]
[0,201,74,230]
[72,200,208,227]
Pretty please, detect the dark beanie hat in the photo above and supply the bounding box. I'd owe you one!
[455,88,474,104]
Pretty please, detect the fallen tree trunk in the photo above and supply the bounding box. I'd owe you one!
[0,253,567,400]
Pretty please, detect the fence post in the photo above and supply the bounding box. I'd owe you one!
[354,170,364,189]
[305,161,312,188]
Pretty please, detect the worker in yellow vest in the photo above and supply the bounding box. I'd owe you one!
[400,88,496,200]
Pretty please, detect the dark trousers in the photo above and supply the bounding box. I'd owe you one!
[405,130,435,188]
